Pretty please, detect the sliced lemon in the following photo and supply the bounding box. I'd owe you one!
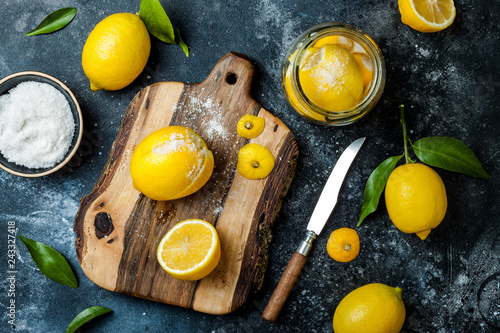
[314,36,352,50]
[157,219,221,281]
[298,44,364,111]
[398,0,456,33]
[353,53,374,89]
[284,66,326,122]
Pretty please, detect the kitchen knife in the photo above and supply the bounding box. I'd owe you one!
[262,137,366,322]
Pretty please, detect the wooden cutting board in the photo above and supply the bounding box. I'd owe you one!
[74,52,299,315]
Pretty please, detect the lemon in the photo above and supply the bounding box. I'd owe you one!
[236,115,265,139]
[82,13,151,91]
[284,49,326,122]
[130,126,214,201]
[385,163,447,240]
[333,283,406,333]
[398,0,456,33]
[298,44,364,111]
[237,143,275,180]
[157,219,221,281]
[326,228,360,263]
[353,53,373,89]
[314,36,353,50]
[313,36,373,90]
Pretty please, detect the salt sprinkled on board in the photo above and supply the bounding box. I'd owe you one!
[176,94,232,145]
[0,81,75,169]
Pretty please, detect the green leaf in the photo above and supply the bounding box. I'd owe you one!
[25,7,77,36]
[66,306,112,333]
[412,137,491,179]
[140,0,176,44]
[175,27,189,57]
[18,235,78,288]
[358,155,404,226]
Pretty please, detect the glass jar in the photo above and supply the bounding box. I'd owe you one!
[282,22,386,126]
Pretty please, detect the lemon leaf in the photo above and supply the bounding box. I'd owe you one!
[24,7,77,36]
[412,137,491,179]
[358,154,404,226]
[18,235,78,288]
[175,27,189,57]
[65,306,112,333]
[139,0,176,44]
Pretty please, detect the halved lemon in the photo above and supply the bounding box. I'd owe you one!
[398,0,456,33]
[157,219,221,281]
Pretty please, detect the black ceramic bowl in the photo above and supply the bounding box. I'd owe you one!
[0,71,83,177]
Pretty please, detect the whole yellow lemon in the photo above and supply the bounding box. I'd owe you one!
[385,163,447,240]
[82,13,151,91]
[333,283,405,333]
[130,126,214,201]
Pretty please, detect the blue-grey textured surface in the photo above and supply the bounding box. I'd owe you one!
[1,1,499,332]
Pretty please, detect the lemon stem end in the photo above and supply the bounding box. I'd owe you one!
[393,287,403,298]
[90,83,101,92]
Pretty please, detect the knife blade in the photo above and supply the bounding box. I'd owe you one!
[307,137,366,235]
[262,137,366,322]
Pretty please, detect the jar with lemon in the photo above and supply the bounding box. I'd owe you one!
[282,23,386,126]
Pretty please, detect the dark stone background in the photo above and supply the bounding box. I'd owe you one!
[1,1,499,332]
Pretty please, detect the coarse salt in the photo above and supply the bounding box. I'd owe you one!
[0,81,75,169]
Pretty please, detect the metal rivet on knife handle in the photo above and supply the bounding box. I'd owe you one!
[296,230,316,256]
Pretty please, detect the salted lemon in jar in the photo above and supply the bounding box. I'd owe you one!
[283,23,385,126]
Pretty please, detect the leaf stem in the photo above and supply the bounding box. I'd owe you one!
[399,105,412,164]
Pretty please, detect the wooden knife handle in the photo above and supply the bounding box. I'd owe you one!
[262,251,307,322]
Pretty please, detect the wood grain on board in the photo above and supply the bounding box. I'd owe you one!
[74,52,299,315]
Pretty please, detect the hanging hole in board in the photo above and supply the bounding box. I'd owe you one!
[225,73,237,85]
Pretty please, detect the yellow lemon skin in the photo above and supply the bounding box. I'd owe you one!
[284,49,327,122]
[130,126,214,201]
[398,0,456,33]
[237,143,275,180]
[333,283,405,333]
[299,44,364,112]
[385,163,447,240]
[157,219,221,281]
[353,53,373,89]
[82,13,151,91]
[326,228,360,263]
[236,115,265,139]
